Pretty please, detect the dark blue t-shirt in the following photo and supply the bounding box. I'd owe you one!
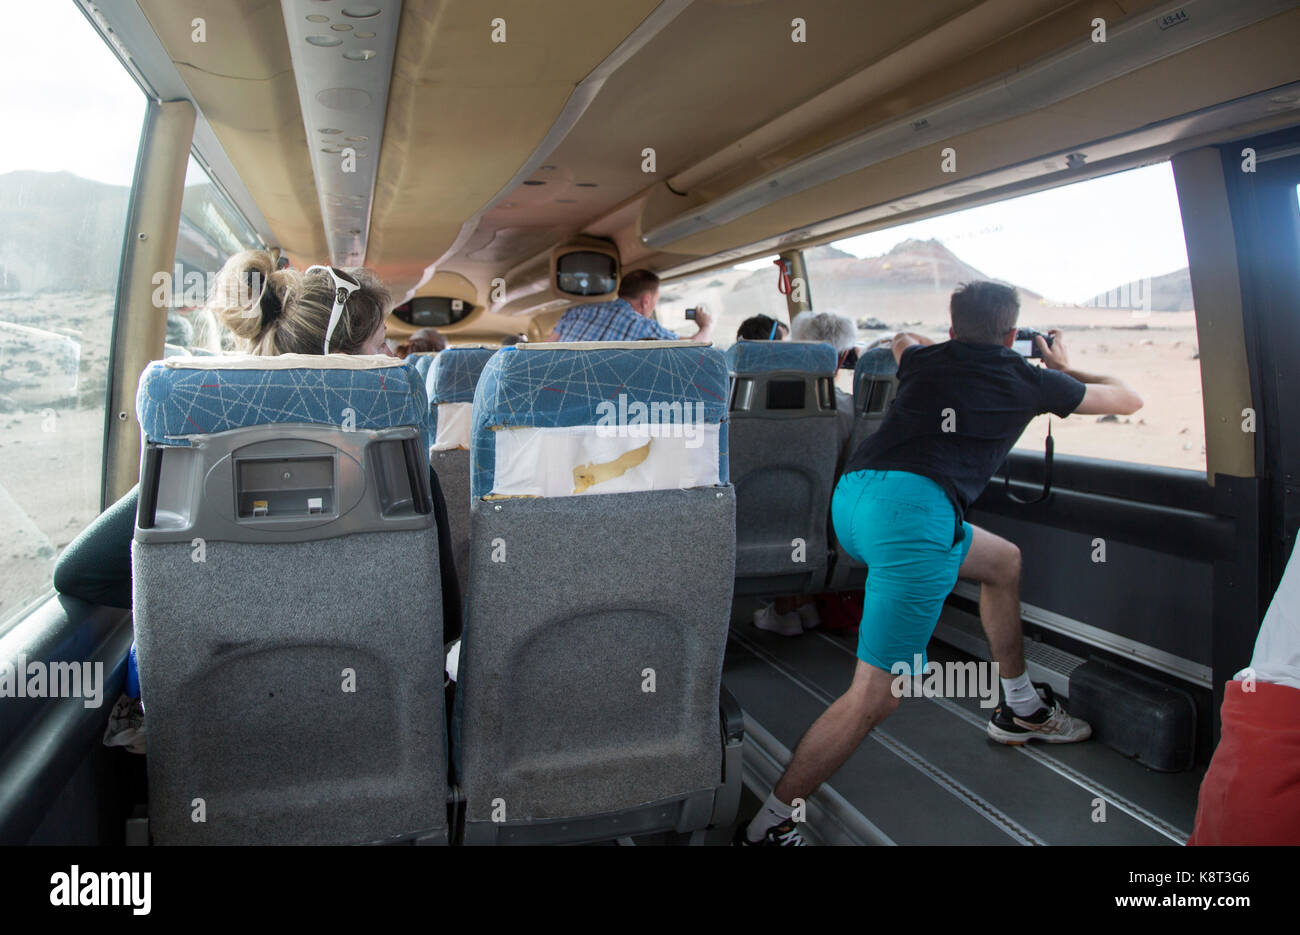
[845,340,1086,516]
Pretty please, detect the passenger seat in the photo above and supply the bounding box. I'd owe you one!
[406,351,438,412]
[131,353,447,844]
[827,345,898,590]
[725,340,839,596]
[455,340,742,844]
[846,344,899,463]
[428,346,496,602]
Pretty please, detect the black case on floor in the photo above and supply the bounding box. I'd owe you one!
[1068,659,1197,772]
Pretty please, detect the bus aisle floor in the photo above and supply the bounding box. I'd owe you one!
[722,597,1204,846]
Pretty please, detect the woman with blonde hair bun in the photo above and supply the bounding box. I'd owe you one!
[55,251,463,642]
[211,250,394,356]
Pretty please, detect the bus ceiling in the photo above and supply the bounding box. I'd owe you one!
[99,0,1300,309]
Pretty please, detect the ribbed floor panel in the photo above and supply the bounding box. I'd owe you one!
[724,611,1204,846]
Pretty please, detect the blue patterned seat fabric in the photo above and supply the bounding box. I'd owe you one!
[430,347,496,435]
[408,352,437,382]
[470,344,730,498]
[724,340,837,375]
[406,352,438,406]
[137,357,433,451]
[852,345,899,404]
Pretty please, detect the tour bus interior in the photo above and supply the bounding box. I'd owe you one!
[2,0,1299,846]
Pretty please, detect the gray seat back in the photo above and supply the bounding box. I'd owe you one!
[429,347,496,602]
[845,345,900,467]
[725,340,839,595]
[457,341,734,844]
[829,346,900,589]
[131,356,446,844]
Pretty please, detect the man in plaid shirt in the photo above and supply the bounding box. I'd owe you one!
[547,270,714,343]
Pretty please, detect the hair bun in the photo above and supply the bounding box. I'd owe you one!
[259,277,284,322]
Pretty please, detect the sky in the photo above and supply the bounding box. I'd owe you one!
[1,1,148,186]
[736,163,1192,304]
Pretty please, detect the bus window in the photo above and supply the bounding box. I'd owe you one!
[164,155,265,354]
[0,1,147,628]
[658,256,782,348]
[806,162,1203,473]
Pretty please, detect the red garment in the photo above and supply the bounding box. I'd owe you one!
[813,591,864,634]
[1188,679,1300,845]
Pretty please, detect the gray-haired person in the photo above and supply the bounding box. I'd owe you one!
[751,311,860,640]
[790,311,858,450]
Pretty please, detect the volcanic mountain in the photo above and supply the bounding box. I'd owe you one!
[663,239,1048,335]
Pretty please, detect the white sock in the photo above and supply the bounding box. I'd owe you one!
[746,792,794,842]
[1002,672,1042,716]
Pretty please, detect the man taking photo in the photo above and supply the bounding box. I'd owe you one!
[739,280,1143,846]
[546,269,713,343]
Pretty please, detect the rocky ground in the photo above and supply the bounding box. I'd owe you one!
[0,291,115,623]
[660,272,1207,473]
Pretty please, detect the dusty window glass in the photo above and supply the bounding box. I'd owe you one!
[0,2,148,626]
[805,162,1201,472]
[658,256,785,350]
[162,155,265,355]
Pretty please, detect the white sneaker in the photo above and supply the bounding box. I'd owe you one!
[753,604,804,637]
[797,603,821,630]
[987,684,1092,745]
[103,695,146,755]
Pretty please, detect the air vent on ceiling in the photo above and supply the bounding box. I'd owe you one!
[279,0,402,266]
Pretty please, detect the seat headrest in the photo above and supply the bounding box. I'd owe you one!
[471,343,729,498]
[724,340,837,375]
[431,347,496,404]
[404,351,437,404]
[852,345,899,402]
[136,354,432,449]
[407,352,437,380]
[854,345,898,379]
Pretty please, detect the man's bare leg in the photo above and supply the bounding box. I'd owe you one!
[956,524,1025,679]
[959,523,1093,742]
[772,661,900,805]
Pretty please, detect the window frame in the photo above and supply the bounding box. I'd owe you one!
[733,162,1210,478]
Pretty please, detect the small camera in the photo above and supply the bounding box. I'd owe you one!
[685,306,701,321]
[1013,328,1053,358]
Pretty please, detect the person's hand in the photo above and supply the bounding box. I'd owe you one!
[692,305,713,330]
[1038,329,1068,370]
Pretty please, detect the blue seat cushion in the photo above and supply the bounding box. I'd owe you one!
[724,340,837,375]
[408,352,437,381]
[136,355,433,450]
[432,348,497,404]
[431,347,496,435]
[470,344,730,498]
[852,345,899,407]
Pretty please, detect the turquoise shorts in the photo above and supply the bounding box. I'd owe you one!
[831,470,974,673]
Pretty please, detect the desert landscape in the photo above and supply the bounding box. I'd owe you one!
[0,291,115,623]
[659,240,1206,473]
[0,169,250,623]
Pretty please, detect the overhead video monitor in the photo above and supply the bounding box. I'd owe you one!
[555,250,618,297]
[392,296,472,328]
